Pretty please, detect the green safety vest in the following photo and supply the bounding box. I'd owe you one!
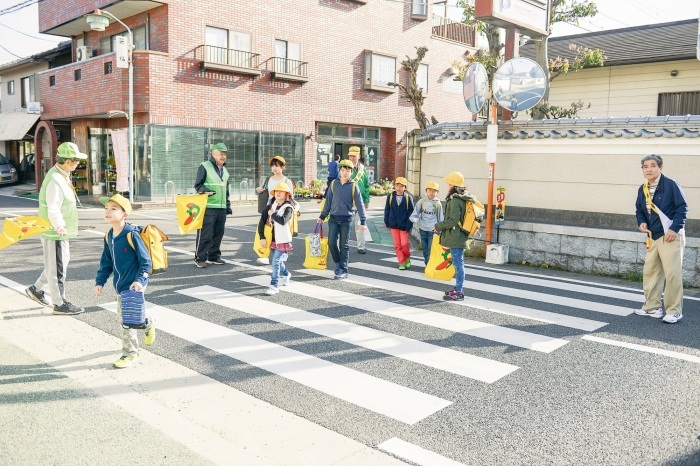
[202,161,229,209]
[38,166,79,240]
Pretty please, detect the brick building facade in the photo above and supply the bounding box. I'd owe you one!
[37,0,475,199]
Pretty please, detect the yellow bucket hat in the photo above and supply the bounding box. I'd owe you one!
[395,177,408,186]
[100,193,132,214]
[426,181,440,191]
[443,171,465,187]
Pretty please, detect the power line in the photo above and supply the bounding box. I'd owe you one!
[0,41,22,58]
[0,21,59,42]
[0,0,40,17]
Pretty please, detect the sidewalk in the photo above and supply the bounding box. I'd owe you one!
[0,283,404,466]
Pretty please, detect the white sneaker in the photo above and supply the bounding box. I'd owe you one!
[662,313,683,324]
[279,273,291,286]
[634,308,663,318]
[266,286,279,296]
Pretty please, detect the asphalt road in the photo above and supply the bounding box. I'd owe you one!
[1,192,699,466]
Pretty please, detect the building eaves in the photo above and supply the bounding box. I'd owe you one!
[417,115,700,142]
[520,19,697,66]
[0,41,71,74]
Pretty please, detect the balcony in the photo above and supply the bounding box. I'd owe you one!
[270,57,309,83]
[195,45,261,76]
[432,14,476,47]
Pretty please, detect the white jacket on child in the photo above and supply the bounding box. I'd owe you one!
[270,201,295,244]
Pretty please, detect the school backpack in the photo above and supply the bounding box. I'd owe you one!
[105,224,169,274]
[329,179,357,210]
[461,198,485,237]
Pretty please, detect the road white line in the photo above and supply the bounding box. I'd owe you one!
[582,335,700,364]
[297,268,607,332]
[205,281,519,381]
[356,263,633,317]
[378,438,465,466]
[241,275,567,354]
[100,300,451,424]
[381,258,644,303]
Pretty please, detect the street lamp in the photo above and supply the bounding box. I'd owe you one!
[87,9,134,203]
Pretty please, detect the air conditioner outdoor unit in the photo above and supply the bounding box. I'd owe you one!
[76,46,92,62]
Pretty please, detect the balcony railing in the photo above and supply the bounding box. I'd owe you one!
[271,57,309,83]
[196,45,261,76]
[432,14,476,47]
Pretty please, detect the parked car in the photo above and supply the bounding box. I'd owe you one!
[0,153,18,185]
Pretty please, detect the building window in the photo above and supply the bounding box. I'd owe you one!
[274,39,301,74]
[6,80,14,95]
[74,69,82,81]
[49,75,56,86]
[658,91,700,116]
[417,63,428,94]
[411,0,428,19]
[99,25,148,55]
[104,61,113,74]
[364,51,397,92]
[205,26,253,67]
[20,76,34,107]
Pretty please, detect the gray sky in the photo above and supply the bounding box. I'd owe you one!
[0,0,698,64]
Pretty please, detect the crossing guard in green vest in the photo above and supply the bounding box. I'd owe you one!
[24,142,87,315]
[194,143,231,268]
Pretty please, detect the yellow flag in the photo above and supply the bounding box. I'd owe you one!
[176,194,208,234]
[0,216,52,249]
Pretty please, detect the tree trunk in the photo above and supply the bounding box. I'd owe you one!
[532,36,550,119]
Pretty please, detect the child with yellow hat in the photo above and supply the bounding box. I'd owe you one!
[409,181,444,266]
[384,177,415,269]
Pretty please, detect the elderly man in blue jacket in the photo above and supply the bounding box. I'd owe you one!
[634,154,688,324]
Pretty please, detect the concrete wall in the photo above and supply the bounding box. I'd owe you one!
[0,62,46,112]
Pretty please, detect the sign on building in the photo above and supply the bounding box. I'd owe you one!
[26,102,41,114]
[475,0,550,36]
[115,36,129,69]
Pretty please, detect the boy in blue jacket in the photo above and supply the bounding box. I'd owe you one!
[384,177,415,270]
[94,194,155,369]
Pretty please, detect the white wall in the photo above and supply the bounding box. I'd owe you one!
[0,62,46,113]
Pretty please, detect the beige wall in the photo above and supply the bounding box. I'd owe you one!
[0,62,46,113]
[542,59,700,118]
[419,136,700,220]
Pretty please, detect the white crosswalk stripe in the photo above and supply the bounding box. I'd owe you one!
[297,268,608,332]
[381,257,645,303]
[355,263,633,317]
[99,300,451,425]
[177,284,519,383]
[240,275,568,353]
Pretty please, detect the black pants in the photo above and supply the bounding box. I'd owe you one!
[195,208,227,262]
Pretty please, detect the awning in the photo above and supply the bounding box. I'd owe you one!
[0,113,40,141]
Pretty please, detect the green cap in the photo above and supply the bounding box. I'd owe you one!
[211,143,228,152]
[56,142,87,160]
[339,159,354,169]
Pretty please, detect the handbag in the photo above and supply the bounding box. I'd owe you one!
[308,223,323,257]
[120,289,147,329]
[304,224,329,269]
[424,235,455,281]
[253,223,273,258]
[257,176,270,214]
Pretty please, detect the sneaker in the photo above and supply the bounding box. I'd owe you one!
[443,290,464,301]
[398,263,406,270]
[25,285,50,307]
[195,261,207,268]
[279,273,291,286]
[634,308,663,318]
[405,257,411,269]
[357,248,367,254]
[113,354,139,369]
[53,301,84,315]
[444,288,456,296]
[206,258,225,265]
[266,286,279,295]
[662,313,683,324]
[144,318,156,346]
[337,272,349,280]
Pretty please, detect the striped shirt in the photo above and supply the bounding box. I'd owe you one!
[646,178,659,215]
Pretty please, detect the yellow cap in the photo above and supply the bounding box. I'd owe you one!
[443,171,465,187]
[269,155,286,166]
[348,146,361,156]
[426,181,440,191]
[100,193,132,215]
[270,183,292,195]
[339,159,354,169]
[395,177,408,186]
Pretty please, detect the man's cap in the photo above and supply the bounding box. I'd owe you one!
[347,146,361,156]
[211,143,228,152]
[443,171,465,187]
[270,183,292,195]
[99,193,132,214]
[338,159,354,169]
[269,155,286,165]
[56,142,87,160]
[395,177,408,186]
[426,181,440,191]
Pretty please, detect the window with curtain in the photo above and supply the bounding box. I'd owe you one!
[417,63,429,94]
[364,51,396,91]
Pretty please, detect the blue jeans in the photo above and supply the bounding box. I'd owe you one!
[328,218,351,273]
[420,229,435,265]
[270,249,289,287]
[450,248,465,292]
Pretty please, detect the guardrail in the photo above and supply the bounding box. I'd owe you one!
[164,181,175,203]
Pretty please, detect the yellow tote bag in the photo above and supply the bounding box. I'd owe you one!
[303,225,329,269]
[424,235,455,281]
[253,223,273,258]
